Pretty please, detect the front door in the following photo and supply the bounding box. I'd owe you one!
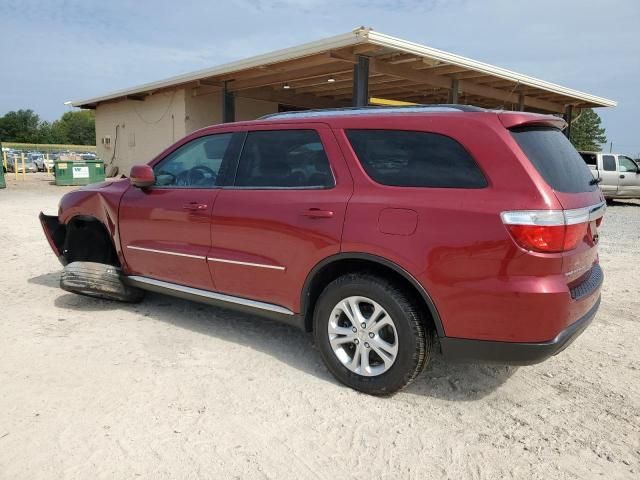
[617,155,640,197]
[119,132,234,290]
[208,125,353,312]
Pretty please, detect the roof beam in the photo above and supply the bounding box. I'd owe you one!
[236,87,347,109]
[219,52,339,82]
[228,61,351,91]
[329,51,564,112]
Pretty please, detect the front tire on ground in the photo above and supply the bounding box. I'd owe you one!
[60,261,144,303]
[313,273,433,395]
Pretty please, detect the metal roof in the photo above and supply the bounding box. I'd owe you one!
[69,27,616,112]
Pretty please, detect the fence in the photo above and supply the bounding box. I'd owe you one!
[2,143,96,154]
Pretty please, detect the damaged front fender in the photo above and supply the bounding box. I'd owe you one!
[39,212,67,265]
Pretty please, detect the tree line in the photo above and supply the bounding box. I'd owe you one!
[0,109,96,145]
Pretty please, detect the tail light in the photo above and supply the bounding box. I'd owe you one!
[501,204,605,253]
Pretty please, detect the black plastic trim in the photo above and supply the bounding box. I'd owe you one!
[440,296,601,365]
[301,252,445,337]
[260,104,486,119]
[570,264,603,300]
[125,275,305,330]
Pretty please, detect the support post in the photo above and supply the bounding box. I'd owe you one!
[352,55,370,107]
[21,152,25,180]
[222,81,235,123]
[518,93,525,111]
[564,105,574,140]
[449,79,459,104]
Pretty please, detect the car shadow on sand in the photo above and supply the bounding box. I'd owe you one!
[30,270,516,401]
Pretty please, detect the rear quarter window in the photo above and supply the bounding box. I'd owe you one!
[510,127,597,193]
[345,129,487,188]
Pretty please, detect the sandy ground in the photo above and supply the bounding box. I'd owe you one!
[0,173,638,479]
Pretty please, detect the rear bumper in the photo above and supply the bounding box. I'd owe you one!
[39,212,67,265]
[440,296,600,365]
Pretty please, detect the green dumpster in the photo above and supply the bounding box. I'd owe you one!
[0,163,5,189]
[55,158,105,186]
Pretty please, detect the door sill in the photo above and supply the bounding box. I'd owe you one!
[125,275,296,317]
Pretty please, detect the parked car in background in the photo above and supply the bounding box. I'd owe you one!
[7,157,38,173]
[41,106,605,395]
[580,151,640,199]
[28,152,46,171]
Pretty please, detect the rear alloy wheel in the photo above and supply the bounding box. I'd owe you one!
[314,273,432,395]
[328,296,399,377]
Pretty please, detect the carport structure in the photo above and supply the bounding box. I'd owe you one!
[74,27,616,115]
[71,27,616,171]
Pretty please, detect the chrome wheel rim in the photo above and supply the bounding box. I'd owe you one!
[327,296,398,377]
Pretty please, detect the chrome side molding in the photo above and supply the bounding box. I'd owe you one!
[125,276,294,316]
[207,257,286,271]
[126,245,206,260]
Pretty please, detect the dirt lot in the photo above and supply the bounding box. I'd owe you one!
[1,173,638,479]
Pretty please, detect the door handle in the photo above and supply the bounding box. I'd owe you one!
[620,174,625,179]
[303,208,334,219]
[183,202,208,211]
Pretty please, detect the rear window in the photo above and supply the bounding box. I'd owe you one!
[579,152,597,167]
[345,129,487,188]
[511,127,597,193]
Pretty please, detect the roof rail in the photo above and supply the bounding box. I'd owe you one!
[260,104,486,120]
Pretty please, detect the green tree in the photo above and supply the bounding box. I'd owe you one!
[569,108,607,151]
[0,109,41,142]
[50,110,96,145]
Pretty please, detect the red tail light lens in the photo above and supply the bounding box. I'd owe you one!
[501,207,601,254]
[564,223,589,250]
[506,224,565,252]
[506,223,587,253]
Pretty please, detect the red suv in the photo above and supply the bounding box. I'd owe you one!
[40,106,605,395]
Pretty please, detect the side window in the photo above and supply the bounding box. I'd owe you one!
[345,129,487,188]
[618,156,638,173]
[580,152,597,167]
[602,155,616,172]
[153,133,232,188]
[234,130,334,188]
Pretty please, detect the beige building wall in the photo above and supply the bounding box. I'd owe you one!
[95,88,279,175]
[235,97,278,121]
[185,88,222,134]
[95,89,187,175]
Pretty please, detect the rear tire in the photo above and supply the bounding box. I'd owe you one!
[61,261,144,303]
[313,273,433,395]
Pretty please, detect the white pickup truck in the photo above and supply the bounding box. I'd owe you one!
[580,151,640,199]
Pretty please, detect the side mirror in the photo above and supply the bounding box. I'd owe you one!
[130,165,155,188]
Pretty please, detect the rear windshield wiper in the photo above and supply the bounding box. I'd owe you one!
[589,177,602,185]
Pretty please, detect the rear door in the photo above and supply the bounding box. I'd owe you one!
[617,155,640,197]
[599,154,619,196]
[119,132,236,291]
[208,124,352,312]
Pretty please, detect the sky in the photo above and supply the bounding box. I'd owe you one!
[1,0,638,155]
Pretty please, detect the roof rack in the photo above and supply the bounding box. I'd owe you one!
[260,104,486,120]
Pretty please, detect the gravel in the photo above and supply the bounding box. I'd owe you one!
[0,174,638,479]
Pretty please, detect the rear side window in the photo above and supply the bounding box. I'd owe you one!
[345,129,487,188]
[602,155,616,171]
[234,130,334,188]
[580,152,597,167]
[510,127,597,193]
